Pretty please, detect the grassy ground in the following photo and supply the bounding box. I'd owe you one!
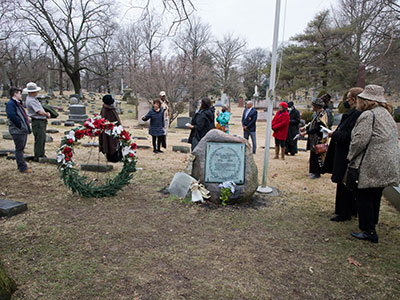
[0,95,399,299]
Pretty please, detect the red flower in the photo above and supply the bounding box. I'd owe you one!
[67,152,73,157]
[65,157,70,162]
[106,123,114,130]
[83,121,89,128]
[67,139,74,145]
[63,146,72,153]
[86,129,93,137]
[75,130,85,140]
[121,130,130,141]
[130,143,137,150]
[128,153,134,157]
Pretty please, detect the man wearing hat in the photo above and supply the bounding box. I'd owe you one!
[25,82,50,162]
[6,87,33,173]
[159,91,169,149]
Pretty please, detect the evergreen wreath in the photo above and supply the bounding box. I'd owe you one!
[57,115,137,198]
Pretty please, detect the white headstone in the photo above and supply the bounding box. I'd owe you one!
[168,172,197,199]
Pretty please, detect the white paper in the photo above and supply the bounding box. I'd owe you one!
[293,133,301,141]
[185,122,191,127]
[320,126,333,138]
[191,189,204,203]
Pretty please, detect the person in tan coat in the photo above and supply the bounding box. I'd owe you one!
[348,84,400,243]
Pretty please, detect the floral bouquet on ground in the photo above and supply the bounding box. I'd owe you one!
[219,181,236,206]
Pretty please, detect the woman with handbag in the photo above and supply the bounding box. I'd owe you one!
[323,88,362,222]
[347,84,400,243]
[299,98,328,179]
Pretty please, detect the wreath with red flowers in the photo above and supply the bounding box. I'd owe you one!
[57,115,137,198]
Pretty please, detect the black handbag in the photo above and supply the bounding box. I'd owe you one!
[344,112,375,191]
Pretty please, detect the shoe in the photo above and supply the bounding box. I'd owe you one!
[21,168,33,174]
[330,215,351,222]
[310,174,320,179]
[153,150,158,154]
[351,231,378,243]
[157,149,164,153]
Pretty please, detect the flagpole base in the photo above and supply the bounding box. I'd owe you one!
[257,186,273,194]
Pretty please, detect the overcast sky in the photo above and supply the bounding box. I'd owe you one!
[194,0,339,50]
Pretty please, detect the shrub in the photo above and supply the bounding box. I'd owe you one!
[301,111,314,123]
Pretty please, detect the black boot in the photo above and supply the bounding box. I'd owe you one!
[351,230,378,243]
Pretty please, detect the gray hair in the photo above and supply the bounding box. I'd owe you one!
[246,101,253,106]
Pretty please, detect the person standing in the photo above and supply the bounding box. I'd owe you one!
[285,101,301,156]
[323,88,362,222]
[347,84,400,243]
[272,102,290,160]
[299,98,328,179]
[187,97,215,151]
[6,87,33,173]
[242,101,258,154]
[99,95,122,162]
[25,82,50,162]
[216,105,231,134]
[160,91,169,149]
[142,99,165,153]
[321,93,334,129]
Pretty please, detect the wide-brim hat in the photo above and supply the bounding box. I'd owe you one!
[23,82,41,93]
[159,91,166,97]
[279,101,288,109]
[312,98,324,108]
[357,84,386,103]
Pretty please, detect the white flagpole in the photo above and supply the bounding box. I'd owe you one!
[257,0,281,193]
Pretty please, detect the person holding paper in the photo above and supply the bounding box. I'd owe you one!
[323,88,362,222]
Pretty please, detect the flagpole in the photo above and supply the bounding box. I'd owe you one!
[257,0,281,193]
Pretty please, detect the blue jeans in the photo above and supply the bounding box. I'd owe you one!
[243,130,256,154]
[11,134,28,171]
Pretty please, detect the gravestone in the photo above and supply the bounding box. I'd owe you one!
[181,138,189,143]
[138,100,150,126]
[133,136,148,140]
[83,142,99,147]
[0,119,5,125]
[172,145,190,153]
[38,157,58,164]
[81,164,113,172]
[45,134,53,143]
[176,117,191,129]
[64,121,75,127]
[168,172,197,199]
[0,199,28,218]
[2,132,12,140]
[137,145,151,149]
[68,104,88,123]
[51,120,61,126]
[6,154,34,161]
[254,99,268,110]
[46,129,59,134]
[257,111,267,122]
[191,129,258,204]
[383,185,400,211]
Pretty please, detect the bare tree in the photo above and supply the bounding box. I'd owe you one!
[140,10,165,67]
[16,0,114,97]
[241,48,269,99]
[210,34,246,98]
[174,16,214,115]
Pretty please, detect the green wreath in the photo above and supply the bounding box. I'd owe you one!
[57,115,137,198]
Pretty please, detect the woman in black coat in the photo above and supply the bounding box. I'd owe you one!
[142,99,165,153]
[323,87,363,221]
[187,97,215,151]
[285,101,301,155]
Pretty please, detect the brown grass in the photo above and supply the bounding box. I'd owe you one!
[0,96,399,300]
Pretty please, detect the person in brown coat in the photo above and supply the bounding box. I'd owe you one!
[99,94,122,162]
[348,84,400,243]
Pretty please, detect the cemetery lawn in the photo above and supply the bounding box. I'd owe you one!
[1,101,399,299]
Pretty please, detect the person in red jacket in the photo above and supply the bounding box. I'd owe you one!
[272,102,290,160]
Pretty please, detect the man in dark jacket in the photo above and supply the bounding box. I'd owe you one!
[6,87,33,173]
[285,101,300,155]
[242,101,258,154]
[187,97,215,151]
[323,87,362,221]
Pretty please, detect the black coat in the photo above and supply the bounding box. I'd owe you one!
[286,107,300,146]
[322,108,361,182]
[188,107,215,149]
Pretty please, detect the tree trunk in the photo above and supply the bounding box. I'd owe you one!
[71,71,82,98]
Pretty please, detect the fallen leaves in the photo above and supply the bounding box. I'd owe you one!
[348,257,362,267]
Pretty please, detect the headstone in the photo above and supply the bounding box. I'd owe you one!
[191,129,258,204]
[128,110,133,113]
[176,117,191,129]
[2,132,12,140]
[69,94,80,102]
[138,100,151,126]
[38,157,57,164]
[137,145,151,149]
[238,97,244,107]
[80,164,113,172]
[0,119,5,125]
[6,155,34,161]
[0,199,28,218]
[68,104,88,123]
[383,185,400,211]
[133,136,148,140]
[64,121,75,127]
[254,99,268,110]
[257,111,267,122]
[51,120,62,126]
[181,138,189,143]
[172,146,190,153]
[45,134,53,143]
[83,142,99,147]
[46,129,59,134]
[220,93,229,106]
[168,172,197,199]
[0,150,8,157]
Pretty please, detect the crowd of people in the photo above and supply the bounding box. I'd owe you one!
[5,83,400,243]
